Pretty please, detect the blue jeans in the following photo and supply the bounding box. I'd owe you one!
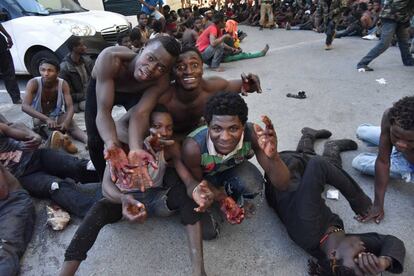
[201,44,224,68]
[352,124,414,183]
[357,19,414,67]
[205,161,264,206]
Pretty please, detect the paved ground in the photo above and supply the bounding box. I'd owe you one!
[1,27,413,276]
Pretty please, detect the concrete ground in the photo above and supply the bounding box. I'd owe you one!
[1,26,413,276]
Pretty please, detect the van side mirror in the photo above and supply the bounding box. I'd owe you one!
[0,10,10,22]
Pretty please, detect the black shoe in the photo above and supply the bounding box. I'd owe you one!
[259,26,263,31]
[324,139,358,152]
[403,59,414,66]
[12,98,22,104]
[357,65,374,72]
[301,127,332,139]
[201,212,219,240]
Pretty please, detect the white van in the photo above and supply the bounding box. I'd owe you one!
[0,0,130,75]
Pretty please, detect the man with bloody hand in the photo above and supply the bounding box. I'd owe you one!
[182,92,290,236]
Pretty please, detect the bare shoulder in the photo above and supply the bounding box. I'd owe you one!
[202,76,228,94]
[182,137,200,156]
[158,85,175,104]
[26,78,39,92]
[92,46,136,78]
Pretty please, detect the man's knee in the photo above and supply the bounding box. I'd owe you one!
[224,162,264,199]
[352,153,376,175]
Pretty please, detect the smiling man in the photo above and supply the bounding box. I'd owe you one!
[85,36,180,185]
[352,96,414,224]
[182,92,290,235]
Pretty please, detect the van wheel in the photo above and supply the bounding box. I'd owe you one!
[29,50,59,76]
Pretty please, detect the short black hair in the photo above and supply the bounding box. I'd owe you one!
[137,12,147,20]
[152,20,163,32]
[180,46,203,61]
[130,28,142,42]
[150,104,172,123]
[146,36,181,58]
[389,96,414,130]
[39,59,60,71]
[67,36,82,51]
[117,32,130,45]
[204,92,248,125]
[212,12,224,24]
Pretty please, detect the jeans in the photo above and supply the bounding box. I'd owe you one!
[205,161,264,206]
[201,45,224,68]
[85,79,141,179]
[0,50,21,103]
[18,149,101,217]
[64,168,201,262]
[352,124,414,183]
[357,19,414,67]
[0,190,35,276]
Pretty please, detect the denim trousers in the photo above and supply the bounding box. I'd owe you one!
[352,124,414,183]
[201,44,224,68]
[357,19,413,67]
[205,161,264,206]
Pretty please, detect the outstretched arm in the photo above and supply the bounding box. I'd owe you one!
[359,111,392,224]
[204,73,262,96]
[0,122,41,150]
[251,117,290,191]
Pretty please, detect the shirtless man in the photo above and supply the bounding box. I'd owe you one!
[121,47,261,139]
[352,96,414,223]
[117,47,262,186]
[85,36,180,182]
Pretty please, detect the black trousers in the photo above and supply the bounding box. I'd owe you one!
[266,156,372,255]
[84,79,142,179]
[18,149,100,217]
[325,20,336,45]
[64,168,202,262]
[0,50,21,102]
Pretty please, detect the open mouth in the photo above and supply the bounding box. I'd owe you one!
[183,77,197,83]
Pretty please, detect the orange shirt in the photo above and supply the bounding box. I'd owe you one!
[196,24,222,52]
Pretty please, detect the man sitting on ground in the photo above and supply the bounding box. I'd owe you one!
[182,92,290,236]
[60,106,212,276]
[196,13,232,71]
[352,96,414,224]
[22,59,85,153]
[59,36,94,113]
[266,127,406,275]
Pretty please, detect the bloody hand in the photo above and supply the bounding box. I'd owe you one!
[104,145,129,185]
[192,180,214,212]
[143,128,175,158]
[122,194,147,223]
[220,197,245,224]
[127,149,157,192]
[241,73,262,96]
[253,115,278,158]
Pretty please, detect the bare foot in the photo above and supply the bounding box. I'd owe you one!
[261,44,269,55]
[209,67,225,72]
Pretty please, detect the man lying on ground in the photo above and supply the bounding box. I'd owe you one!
[266,127,406,275]
[22,59,83,153]
[182,92,290,237]
[60,106,213,276]
[0,164,35,276]
[0,117,99,217]
[352,96,414,224]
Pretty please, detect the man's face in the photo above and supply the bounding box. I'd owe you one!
[139,14,148,27]
[208,115,245,155]
[184,9,192,18]
[194,19,203,31]
[134,42,175,82]
[39,63,58,83]
[73,39,87,55]
[121,36,132,49]
[151,112,173,152]
[390,124,414,153]
[175,51,203,90]
[334,236,367,276]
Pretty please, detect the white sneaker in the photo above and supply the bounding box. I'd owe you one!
[362,34,378,40]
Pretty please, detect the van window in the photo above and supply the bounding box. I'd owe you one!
[103,0,141,16]
[9,0,84,15]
